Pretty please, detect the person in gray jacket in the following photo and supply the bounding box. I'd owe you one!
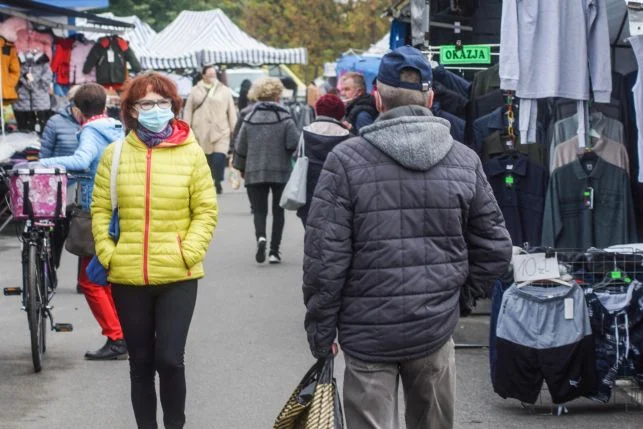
[233,77,300,264]
[303,46,512,429]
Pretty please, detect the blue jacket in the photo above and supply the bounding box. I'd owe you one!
[40,105,81,159]
[40,117,124,210]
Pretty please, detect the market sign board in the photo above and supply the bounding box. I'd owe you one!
[439,45,492,65]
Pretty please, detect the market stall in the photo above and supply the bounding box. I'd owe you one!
[0,0,138,231]
[382,0,643,413]
[138,9,307,70]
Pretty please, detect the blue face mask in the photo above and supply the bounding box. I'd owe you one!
[137,106,174,132]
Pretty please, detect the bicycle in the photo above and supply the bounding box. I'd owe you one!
[0,165,73,373]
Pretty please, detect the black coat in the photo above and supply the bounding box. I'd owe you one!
[296,118,352,225]
[303,106,512,362]
[83,36,141,85]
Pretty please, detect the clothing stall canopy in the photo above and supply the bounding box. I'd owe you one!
[76,13,156,55]
[139,9,307,70]
[28,0,109,10]
[0,0,134,33]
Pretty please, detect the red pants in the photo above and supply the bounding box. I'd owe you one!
[78,256,124,341]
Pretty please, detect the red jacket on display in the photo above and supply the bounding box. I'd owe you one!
[51,38,74,85]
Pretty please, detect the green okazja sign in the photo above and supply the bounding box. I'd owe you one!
[439,45,492,65]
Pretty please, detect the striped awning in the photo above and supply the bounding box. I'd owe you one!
[139,9,307,70]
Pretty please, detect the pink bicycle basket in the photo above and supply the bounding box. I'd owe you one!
[9,166,67,220]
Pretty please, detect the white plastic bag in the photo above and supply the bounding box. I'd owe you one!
[280,139,308,210]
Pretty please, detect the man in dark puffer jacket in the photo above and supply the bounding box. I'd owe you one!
[303,46,512,429]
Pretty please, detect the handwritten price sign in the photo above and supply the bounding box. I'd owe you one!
[512,253,561,282]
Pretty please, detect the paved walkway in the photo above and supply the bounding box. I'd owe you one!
[0,184,640,428]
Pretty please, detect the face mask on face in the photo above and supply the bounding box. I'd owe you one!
[137,106,174,132]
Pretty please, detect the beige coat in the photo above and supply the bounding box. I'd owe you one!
[184,79,237,154]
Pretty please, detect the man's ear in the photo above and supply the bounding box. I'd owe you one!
[426,89,434,109]
[375,90,385,113]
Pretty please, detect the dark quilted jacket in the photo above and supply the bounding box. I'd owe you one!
[303,106,512,362]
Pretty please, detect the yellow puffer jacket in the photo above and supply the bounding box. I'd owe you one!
[91,121,218,286]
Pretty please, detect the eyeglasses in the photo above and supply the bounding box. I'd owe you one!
[136,99,172,111]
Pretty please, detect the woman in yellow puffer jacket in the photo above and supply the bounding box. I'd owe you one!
[91,72,217,429]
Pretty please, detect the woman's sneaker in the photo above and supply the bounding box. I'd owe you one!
[268,251,281,264]
[256,237,267,263]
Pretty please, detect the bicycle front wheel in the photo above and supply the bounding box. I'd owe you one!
[26,244,44,373]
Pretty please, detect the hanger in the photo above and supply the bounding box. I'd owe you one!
[592,254,633,291]
[578,147,599,163]
[516,277,574,288]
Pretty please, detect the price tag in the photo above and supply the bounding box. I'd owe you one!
[564,298,574,320]
[505,174,514,187]
[583,187,594,210]
[107,49,115,63]
[512,253,561,282]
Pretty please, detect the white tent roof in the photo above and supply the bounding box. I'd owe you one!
[76,14,156,55]
[364,34,390,56]
[139,10,307,69]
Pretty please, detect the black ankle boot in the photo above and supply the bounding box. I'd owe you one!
[84,339,128,360]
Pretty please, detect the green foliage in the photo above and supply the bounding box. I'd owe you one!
[103,0,245,31]
[105,0,390,80]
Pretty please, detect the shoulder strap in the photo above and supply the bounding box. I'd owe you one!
[110,139,124,210]
[192,84,218,114]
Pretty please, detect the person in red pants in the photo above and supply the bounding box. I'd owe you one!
[38,84,127,360]
[77,256,126,359]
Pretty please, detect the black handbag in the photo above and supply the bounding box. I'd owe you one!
[64,204,95,256]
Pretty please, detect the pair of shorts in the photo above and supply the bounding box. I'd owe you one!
[493,283,597,404]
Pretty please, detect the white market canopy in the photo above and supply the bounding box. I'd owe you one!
[139,9,307,69]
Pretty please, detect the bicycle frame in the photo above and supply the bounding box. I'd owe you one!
[20,219,57,326]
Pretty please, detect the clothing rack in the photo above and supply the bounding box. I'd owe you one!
[493,246,643,414]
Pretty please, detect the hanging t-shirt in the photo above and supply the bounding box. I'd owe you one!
[500,0,611,102]
[630,35,643,183]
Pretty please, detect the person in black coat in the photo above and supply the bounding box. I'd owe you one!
[296,94,352,226]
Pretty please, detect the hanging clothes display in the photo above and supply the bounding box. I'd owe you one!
[15,29,53,60]
[541,157,637,249]
[82,36,141,86]
[51,37,75,86]
[494,283,597,404]
[12,51,53,133]
[549,112,624,168]
[70,39,96,85]
[0,36,20,103]
[551,136,630,174]
[500,0,612,145]
[484,153,548,246]
[630,35,643,184]
[585,281,643,403]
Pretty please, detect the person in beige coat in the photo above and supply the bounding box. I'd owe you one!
[184,65,237,194]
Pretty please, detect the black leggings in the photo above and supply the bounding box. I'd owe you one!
[206,153,227,191]
[112,281,198,429]
[246,183,286,253]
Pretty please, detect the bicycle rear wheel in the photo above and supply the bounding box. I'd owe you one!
[26,244,44,373]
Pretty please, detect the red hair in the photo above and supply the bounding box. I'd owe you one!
[120,72,183,131]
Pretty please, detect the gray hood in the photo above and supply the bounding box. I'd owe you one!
[304,116,350,137]
[360,106,453,171]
